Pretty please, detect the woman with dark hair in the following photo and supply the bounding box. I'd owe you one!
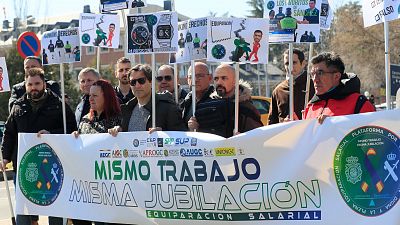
[72,79,121,225]
[74,79,121,135]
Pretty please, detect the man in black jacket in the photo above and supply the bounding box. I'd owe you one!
[109,64,186,135]
[0,68,76,225]
[8,56,61,112]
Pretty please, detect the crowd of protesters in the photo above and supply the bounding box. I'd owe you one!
[0,48,377,225]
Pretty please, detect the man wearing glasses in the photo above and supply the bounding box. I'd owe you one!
[111,64,186,133]
[303,52,375,123]
[181,62,216,126]
[269,48,315,124]
[156,64,188,105]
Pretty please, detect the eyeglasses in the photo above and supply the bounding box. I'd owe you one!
[309,70,338,79]
[188,73,208,80]
[130,77,147,86]
[156,75,172,82]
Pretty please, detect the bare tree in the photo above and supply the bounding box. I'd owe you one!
[328,2,400,94]
[13,0,27,19]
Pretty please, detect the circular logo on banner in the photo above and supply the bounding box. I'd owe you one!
[334,126,400,217]
[266,1,275,10]
[81,33,91,44]
[212,44,226,59]
[18,143,64,206]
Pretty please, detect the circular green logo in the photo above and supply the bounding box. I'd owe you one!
[334,126,400,216]
[81,33,90,44]
[211,44,226,59]
[266,1,275,10]
[18,143,64,206]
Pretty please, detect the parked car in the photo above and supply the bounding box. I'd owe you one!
[251,96,271,126]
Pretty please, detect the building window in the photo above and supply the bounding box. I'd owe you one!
[114,44,124,52]
[100,47,109,53]
[86,46,95,55]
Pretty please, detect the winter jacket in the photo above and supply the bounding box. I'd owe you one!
[269,70,314,124]
[78,113,122,134]
[303,73,376,119]
[120,92,186,131]
[195,81,263,138]
[1,90,77,171]
[181,86,217,123]
[8,79,61,112]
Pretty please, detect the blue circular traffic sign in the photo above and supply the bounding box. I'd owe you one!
[17,31,41,59]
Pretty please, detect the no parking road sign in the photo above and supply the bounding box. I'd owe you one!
[17,31,41,59]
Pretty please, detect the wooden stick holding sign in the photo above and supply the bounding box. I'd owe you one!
[288,43,294,120]
[0,151,16,225]
[151,53,156,128]
[305,43,314,110]
[234,63,240,135]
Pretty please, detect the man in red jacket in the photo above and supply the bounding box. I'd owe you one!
[303,52,375,123]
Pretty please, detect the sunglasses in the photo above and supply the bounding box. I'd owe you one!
[130,77,147,86]
[156,75,172,82]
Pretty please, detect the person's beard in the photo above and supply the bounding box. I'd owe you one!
[120,76,129,85]
[28,89,45,100]
[216,84,226,97]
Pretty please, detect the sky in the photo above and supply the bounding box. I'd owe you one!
[0,0,353,21]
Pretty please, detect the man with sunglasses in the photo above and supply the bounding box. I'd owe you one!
[156,64,187,105]
[303,52,375,123]
[110,64,186,134]
[114,57,134,104]
[269,48,314,124]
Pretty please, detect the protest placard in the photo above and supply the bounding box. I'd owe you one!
[41,28,81,65]
[127,11,178,54]
[80,13,120,48]
[0,57,10,92]
[207,18,269,63]
[265,0,321,43]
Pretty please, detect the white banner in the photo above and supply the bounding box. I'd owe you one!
[79,13,120,48]
[207,18,269,63]
[126,11,178,54]
[16,110,400,225]
[41,28,81,65]
[363,0,400,27]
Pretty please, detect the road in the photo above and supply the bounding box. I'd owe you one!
[0,180,51,225]
[0,180,15,225]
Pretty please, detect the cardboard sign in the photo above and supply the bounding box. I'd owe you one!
[207,18,269,64]
[320,0,333,30]
[80,13,120,48]
[362,0,400,27]
[41,28,81,65]
[0,57,10,92]
[175,18,208,63]
[265,0,321,43]
[100,0,128,13]
[126,11,178,54]
[128,0,147,9]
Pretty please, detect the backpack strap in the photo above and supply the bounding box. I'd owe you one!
[354,95,368,114]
